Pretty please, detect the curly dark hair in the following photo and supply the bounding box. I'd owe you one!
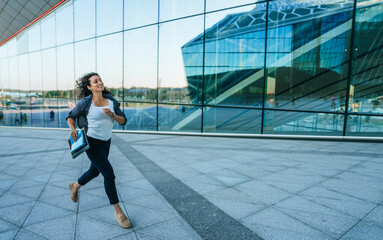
[76,72,112,99]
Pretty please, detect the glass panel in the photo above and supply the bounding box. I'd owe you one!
[0,44,7,58]
[29,52,44,127]
[204,4,264,107]
[159,0,204,21]
[0,107,3,126]
[124,26,157,103]
[97,33,123,101]
[28,23,41,52]
[158,104,201,132]
[41,14,56,49]
[203,107,262,133]
[42,48,58,128]
[124,0,158,29]
[7,39,17,57]
[158,15,204,104]
[75,39,96,80]
[18,54,32,127]
[123,102,157,130]
[266,0,352,113]
[346,115,383,137]
[349,1,383,115]
[57,44,75,128]
[206,0,261,12]
[56,1,74,45]
[263,110,344,135]
[0,59,10,126]
[17,32,29,55]
[74,0,95,41]
[97,0,123,36]
[9,57,20,126]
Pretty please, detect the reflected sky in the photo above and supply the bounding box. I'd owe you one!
[0,0,382,103]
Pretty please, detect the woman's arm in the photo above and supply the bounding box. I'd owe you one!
[112,114,125,125]
[67,118,78,141]
[103,108,126,125]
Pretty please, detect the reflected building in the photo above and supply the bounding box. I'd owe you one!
[0,0,382,137]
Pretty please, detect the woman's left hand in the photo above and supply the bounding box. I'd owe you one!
[102,108,114,119]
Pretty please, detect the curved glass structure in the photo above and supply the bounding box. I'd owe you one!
[0,0,382,137]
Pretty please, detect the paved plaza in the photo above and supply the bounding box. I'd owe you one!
[0,127,382,240]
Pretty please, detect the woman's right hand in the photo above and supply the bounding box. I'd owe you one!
[70,129,78,142]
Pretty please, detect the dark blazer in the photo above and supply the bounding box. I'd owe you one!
[66,94,127,129]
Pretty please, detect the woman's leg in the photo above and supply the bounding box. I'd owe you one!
[84,137,119,205]
[78,163,100,186]
[72,137,131,228]
[113,203,132,228]
[69,138,101,202]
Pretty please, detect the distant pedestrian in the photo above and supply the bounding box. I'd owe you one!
[292,96,296,106]
[331,96,336,109]
[23,113,28,123]
[67,72,131,229]
[50,110,55,121]
[14,114,21,125]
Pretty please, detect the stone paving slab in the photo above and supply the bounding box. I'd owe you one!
[0,127,382,239]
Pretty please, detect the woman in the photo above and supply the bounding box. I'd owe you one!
[66,72,131,229]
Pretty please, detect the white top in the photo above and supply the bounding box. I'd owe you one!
[87,99,115,141]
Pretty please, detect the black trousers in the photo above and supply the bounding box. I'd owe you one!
[78,136,119,205]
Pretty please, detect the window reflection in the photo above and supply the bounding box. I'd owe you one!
[75,39,96,81]
[346,115,383,137]
[42,48,59,128]
[0,59,7,126]
[203,4,264,107]
[206,0,261,12]
[41,15,56,49]
[159,16,204,104]
[7,39,17,57]
[97,33,123,101]
[8,57,19,126]
[18,54,32,127]
[74,0,95,41]
[56,1,74,45]
[123,102,157,130]
[124,26,157,103]
[1,0,383,137]
[57,44,75,128]
[160,0,204,21]
[349,1,383,114]
[124,0,158,29]
[158,104,201,132]
[28,23,41,52]
[29,52,44,127]
[0,44,7,58]
[17,32,28,55]
[204,107,262,133]
[264,110,344,135]
[1,58,11,126]
[266,0,352,112]
[97,0,123,36]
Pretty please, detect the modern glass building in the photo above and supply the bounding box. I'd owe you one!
[0,0,382,137]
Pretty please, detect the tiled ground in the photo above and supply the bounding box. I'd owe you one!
[0,127,382,240]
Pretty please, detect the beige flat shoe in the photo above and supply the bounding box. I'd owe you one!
[69,182,78,203]
[115,214,132,229]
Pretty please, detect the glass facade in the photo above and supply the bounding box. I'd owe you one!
[0,0,382,137]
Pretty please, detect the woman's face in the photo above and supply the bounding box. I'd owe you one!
[87,75,104,93]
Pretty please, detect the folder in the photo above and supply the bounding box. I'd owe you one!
[68,128,90,159]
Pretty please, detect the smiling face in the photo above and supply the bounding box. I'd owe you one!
[87,75,104,93]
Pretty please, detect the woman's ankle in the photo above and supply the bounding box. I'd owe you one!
[74,182,81,191]
[115,211,125,217]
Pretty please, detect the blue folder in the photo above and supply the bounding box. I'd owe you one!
[68,129,90,159]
